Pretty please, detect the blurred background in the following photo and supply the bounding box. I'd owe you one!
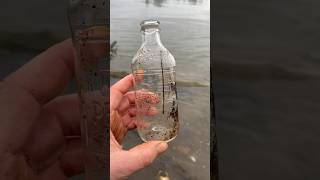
[213,0,320,179]
[0,0,69,79]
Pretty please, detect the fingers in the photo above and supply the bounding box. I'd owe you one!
[120,113,137,130]
[127,108,137,117]
[23,108,66,173]
[110,110,127,144]
[136,90,160,104]
[110,74,134,110]
[135,118,151,129]
[118,91,135,115]
[44,94,81,136]
[128,141,167,169]
[127,141,167,172]
[36,138,84,179]
[110,141,168,180]
[23,94,81,171]
[118,90,160,116]
[111,74,134,95]
[136,106,159,117]
[59,138,84,177]
[111,74,160,112]
[133,69,144,83]
[37,162,67,180]
[120,105,159,117]
[0,82,40,152]
[4,39,75,105]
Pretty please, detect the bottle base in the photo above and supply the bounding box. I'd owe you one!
[137,125,178,143]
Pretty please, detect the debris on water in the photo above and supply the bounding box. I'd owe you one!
[158,170,170,180]
[111,40,117,49]
[189,155,196,163]
[176,145,191,155]
[110,40,118,59]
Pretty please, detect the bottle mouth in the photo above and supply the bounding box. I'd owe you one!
[140,19,160,31]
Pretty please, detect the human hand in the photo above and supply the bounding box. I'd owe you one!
[0,38,167,180]
[110,75,168,180]
[0,40,83,179]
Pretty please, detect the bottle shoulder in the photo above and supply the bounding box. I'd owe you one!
[131,46,176,68]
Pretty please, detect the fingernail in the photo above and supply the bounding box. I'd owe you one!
[156,142,168,153]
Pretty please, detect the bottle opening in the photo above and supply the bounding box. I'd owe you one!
[140,19,160,32]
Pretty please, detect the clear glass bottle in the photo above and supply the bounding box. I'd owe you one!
[132,20,179,142]
[68,0,108,179]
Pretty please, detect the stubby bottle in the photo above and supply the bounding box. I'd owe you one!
[132,20,179,142]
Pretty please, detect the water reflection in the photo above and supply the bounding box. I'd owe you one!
[145,0,205,7]
[145,0,167,7]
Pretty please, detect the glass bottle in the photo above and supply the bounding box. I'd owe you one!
[68,0,109,179]
[132,20,179,142]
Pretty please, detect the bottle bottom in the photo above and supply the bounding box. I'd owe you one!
[137,124,178,143]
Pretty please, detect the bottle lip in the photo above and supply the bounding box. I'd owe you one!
[140,19,160,31]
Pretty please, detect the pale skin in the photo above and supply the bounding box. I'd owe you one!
[0,39,167,180]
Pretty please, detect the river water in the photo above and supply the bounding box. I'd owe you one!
[214,0,320,179]
[111,0,210,86]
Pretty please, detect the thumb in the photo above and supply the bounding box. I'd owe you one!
[111,141,168,179]
[128,141,168,170]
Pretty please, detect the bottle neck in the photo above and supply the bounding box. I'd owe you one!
[142,28,163,47]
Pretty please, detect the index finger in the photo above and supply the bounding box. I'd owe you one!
[4,39,75,105]
[110,74,134,110]
[111,74,135,95]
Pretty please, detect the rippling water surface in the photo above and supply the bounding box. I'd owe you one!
[111,0,210,85]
